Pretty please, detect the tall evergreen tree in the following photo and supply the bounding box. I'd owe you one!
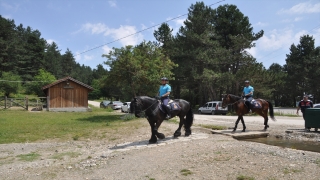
[60,49,76,77]
[285,35,319,105]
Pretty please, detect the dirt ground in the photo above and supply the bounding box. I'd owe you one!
[0,114,320,180]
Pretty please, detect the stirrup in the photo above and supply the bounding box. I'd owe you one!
[165,115,170,120]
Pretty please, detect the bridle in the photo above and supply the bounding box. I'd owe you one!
[133,97,159,116]
[223,94,241,107]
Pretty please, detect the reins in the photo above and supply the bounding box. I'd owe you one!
[135,98,159,115]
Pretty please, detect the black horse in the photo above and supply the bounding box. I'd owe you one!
[222,94,276,132]
[130,96,194,143]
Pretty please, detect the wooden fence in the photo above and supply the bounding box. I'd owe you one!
[0,96,48,111]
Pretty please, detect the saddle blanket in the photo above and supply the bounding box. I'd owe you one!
[159,101,181,112]
[250,99,262,109]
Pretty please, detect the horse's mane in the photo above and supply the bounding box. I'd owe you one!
[228,94,242,101]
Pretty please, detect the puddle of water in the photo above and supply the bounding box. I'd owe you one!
[242,136,320,153]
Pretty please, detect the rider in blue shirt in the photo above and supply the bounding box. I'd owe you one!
[242,80,254,111]
[158,77,171,119]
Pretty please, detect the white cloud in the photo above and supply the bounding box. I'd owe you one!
[255,22,268,27]
[81,23,108,34]
[75,52,81,62]
[278,2,320,14]
[174,18,185,27]
[108,0,117,7]
[258,29,296,51]
[78,23,143,46]
[46,39,56,44]
[294,17,303,22]
[246,47,257,58]
[84,55,94,61]
[103,25,143,46]
[102,45,113,54]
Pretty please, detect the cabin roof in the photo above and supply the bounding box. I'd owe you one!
[42,76,94,90]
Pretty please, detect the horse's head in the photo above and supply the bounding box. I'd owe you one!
[130,96,156,118]
[221,94,230,108]
[130,97,144,118]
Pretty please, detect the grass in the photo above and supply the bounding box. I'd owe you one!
[180,169,192,176]
[236,175,255,180]
[283,167,303,174]
[315,159,320,167]
[50,152,81,160]
[199,124,227,130]
[0,106,140,144]
[16,152,40,161]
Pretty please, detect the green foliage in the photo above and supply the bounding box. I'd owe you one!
[180,169,192,176]
[0,72,21,97]
[285,35,320,105]
[237,175,255,180]
[16,152,40,162]
[103,41,177,97]
[25,69,56,96]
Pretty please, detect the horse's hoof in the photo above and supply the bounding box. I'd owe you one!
[232,129,236,132]
[148,137,157,144]
[174,131,181,137]
[242,129,246,132]
[156,133,165,139]
[185,129,192,136]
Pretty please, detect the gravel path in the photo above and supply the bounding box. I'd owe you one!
[1,109,320,179]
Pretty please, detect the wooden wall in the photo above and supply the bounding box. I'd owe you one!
[48,81,89,108]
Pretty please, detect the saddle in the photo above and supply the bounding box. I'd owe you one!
[249,99,262,109]
[159,100,181,113]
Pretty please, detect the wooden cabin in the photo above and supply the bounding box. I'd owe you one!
[42,76,94,112]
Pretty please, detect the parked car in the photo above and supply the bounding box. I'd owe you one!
[100,100,111,108]
[108,101,123,110]
[121,102,131,113]
[198,101,228,115]
[313,103,320,108]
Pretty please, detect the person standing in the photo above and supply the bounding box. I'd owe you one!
[242,80,254,112]
[158,77,171,120]
[296,95,313,130]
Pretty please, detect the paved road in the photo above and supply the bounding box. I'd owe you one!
[88,101,100,107]
[194,114,304,126]
[88,101,304,126]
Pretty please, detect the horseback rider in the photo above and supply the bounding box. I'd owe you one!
[297,95,313,131]
[242,80,254,112]
[158,77,171,120]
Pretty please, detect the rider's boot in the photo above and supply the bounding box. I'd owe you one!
[165,105,171,120]
[245,101,251,113]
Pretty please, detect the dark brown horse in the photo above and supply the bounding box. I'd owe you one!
[222,94,276,132]
[130,96,194,143]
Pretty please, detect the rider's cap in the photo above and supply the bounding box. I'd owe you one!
[245,80,250,83]
[303,95,309,98]
[161,77,168,81]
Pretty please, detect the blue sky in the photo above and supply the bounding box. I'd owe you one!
[1,0,320,70]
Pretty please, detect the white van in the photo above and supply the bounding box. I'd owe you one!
[198,101,228,115]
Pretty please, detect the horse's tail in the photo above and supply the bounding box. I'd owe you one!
[184,106,194,129]
[267,100,276,121]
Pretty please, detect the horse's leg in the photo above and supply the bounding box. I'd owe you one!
[263,109,269,130]
[256,110,269,130]
[174,116,184,137]
[233,116,241,132]
[155,118,165,139]
[147,118,158,144]
[240,116,246,132]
